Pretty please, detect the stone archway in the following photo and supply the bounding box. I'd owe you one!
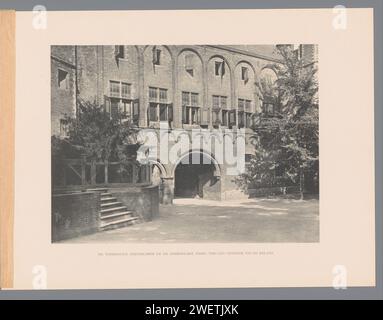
[173,150,222,200]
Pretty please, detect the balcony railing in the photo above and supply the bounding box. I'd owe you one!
[52,158,151,189]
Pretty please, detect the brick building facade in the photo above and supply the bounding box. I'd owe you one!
[51,45,316,202]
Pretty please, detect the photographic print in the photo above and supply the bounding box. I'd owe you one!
[51,44,319,244]
[5,8,374,290]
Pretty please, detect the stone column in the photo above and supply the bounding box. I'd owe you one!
[161,177,174,205]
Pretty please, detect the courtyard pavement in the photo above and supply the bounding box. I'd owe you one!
[63,197,319,243]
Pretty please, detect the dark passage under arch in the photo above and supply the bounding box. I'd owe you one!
[174,152,220,199]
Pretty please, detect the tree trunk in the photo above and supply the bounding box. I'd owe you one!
[299,167,304,200]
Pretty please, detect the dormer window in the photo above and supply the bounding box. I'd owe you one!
[214,61,225,77]
[58,69,69,90]
[185,54,194,76]
[115,45,125,59]
[153,48,161,65]
[241,66,249,82]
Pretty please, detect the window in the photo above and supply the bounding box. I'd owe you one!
[182,91,190,105]
[215,62,220,76]
[60,119,68,137]
[115,45,125,59]
[212,95,227,109]
[238,111,253,129]
[238,111,245,128]
[191,93,198,106]
[212,109,220,126]
[153,48,161,65]
[159,104,168,121]
[238,98,253,129]
[191,108,199,124]
[149,87,158,101]
[185,54,194,76]
[245,99,251,111]
[149,103,158,121]
[212,95,228,127]
[104,98,139,124]
[238,98,245,111]
[121,82,131,98]
[110,81,131,99]
[220,96,227,109]
[212,95,220,109]
[106,81,137,123]
[222,110,228,126]
[182,91,200,125]
[148,87,172,123]
[214,60,225,77]
[241,66,249,82]
[110,81,120,97]
[159,88,167,102]
[238,98,251,111]
[58,69,68,90]
[229,110,236,127]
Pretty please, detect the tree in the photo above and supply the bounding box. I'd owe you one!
[52,99,140,162]
[237,45,319,199]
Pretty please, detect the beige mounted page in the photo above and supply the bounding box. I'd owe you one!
[7,9,375,289]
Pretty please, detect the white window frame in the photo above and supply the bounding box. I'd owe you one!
[149,87,171,123]
[182,91,200,125]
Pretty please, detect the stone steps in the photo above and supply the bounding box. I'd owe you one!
[101,210,134,220]
[100,216,138,231]
[101,196,117,202]
[100,201,122,208]
[86,188,139,232]
[100,205,128,214]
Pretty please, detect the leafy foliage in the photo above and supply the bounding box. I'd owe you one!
[52,99,140,162]
[237,45,319,197]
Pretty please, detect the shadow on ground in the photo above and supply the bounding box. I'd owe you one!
[62,198,319,243]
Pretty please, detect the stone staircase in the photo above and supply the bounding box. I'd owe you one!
[87,188,138,231]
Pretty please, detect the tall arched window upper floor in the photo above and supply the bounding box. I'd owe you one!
[177,48,204,92]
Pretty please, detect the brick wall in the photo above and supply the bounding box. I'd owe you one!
[52,192,100,242]
[111,185,159,221]
[51,45,286,200]
[71,45,281,130]
[51,46,76,136]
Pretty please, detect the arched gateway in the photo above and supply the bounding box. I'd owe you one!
[172,150,222,200]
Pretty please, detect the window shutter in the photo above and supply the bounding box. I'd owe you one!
[182,105,187,124]
[243,67,249,82]
[152,46,157,64]
[185,54,194,72]
[215,61,220,76]
[152,47,160,65]
[147,105,150,126]
[168,103,173,122]
[114,45,120,57]
[221,61,225,77]
[229,110,236,126]
[133,99,139,123]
